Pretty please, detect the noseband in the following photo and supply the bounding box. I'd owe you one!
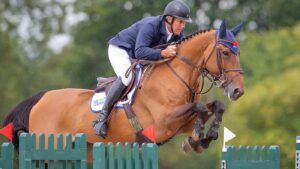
[167,39,243,102]
[202,40,244,87]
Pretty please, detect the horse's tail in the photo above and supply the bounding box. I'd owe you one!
[2,91,47,150]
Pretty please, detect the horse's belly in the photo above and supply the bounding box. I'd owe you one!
[28,89,137,143]
[28,89,92,135]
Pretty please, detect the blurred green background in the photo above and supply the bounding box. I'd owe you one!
[1,0,300,168]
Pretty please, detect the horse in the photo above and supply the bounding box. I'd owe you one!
[3,21,244,162]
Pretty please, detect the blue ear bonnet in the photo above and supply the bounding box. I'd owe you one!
[216,30,239,55]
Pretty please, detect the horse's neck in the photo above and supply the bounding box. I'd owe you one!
[139,30,216,105]
[131,31,216,137]
[170,30,216,88]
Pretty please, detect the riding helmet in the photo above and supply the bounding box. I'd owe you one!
[163,0,192,23]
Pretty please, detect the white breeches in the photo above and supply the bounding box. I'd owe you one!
[108,45,133,86]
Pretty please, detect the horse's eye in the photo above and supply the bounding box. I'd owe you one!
[222,51,229,57]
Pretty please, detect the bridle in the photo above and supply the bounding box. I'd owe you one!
[166,39,244,102]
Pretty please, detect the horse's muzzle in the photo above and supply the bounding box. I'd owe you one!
[224,84,244,101]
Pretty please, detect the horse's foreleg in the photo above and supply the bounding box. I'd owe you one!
[182,118,206,153]
[182,101,210,153]
[198,100,225,149]
[206,100,225,140]
[191,110,208,140]
[182,100,225,153]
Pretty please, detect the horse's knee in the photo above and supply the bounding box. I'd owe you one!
[214,100,225,113]
[207,100,225,114]
[193,102,209,113]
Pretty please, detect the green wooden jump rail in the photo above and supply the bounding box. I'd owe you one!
[221,145,280,169]
[0,142,14,169]
[0,133,158,169]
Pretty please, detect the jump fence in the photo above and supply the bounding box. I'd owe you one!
[221,145,280,169]
[93,142,158,169]
[0,142,14,169]
[296,136,300,169]
[1,133,300,169]
[0,133,157,169]
[19,133,87,169]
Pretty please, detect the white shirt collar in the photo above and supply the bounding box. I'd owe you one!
[166,25,173,42]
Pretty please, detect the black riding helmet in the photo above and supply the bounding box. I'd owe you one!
[163,0,192,23]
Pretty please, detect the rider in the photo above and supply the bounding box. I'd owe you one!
[93,0,192,138]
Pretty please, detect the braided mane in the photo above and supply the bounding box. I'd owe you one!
[176,28,212,45]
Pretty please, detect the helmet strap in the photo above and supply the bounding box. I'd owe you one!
[170,17,175,33]
[165,16,175,33]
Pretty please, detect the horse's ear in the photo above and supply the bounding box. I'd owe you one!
[230,22,244,36]
[219,20,227,39]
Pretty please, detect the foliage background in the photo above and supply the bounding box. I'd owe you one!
[1,0,300,168]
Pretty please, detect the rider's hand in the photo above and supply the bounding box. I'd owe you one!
[161,45,177,58]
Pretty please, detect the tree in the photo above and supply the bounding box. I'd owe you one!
[224,69,300,168]
[190,0,300,30]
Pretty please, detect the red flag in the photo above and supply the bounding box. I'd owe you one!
[0,123,13,142]
[142,124,156,143]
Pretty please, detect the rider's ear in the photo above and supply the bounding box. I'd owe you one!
[166,16,172,23]
[230,22,245,36]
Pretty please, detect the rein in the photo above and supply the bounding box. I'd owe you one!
[126,37,243,103]
[167,39,243,102]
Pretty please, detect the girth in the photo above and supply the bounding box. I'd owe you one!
[123,104,155,144]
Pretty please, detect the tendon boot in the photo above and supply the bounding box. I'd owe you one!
[92,77,126,138]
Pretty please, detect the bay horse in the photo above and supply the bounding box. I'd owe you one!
[3,21,244,162]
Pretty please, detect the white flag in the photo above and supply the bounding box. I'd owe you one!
[222,127,236,152]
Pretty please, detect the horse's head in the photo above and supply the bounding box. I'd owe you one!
[203,21,244,101]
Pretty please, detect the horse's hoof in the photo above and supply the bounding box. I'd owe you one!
[207,128,218,140]
[182,138,192,153]
[195,145,205,153]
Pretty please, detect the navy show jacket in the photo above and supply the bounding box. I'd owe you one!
[108,15,183,60]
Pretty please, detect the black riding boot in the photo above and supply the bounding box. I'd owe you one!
[92,77,126,138]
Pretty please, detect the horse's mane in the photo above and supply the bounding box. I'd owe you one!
[176,28,212,45]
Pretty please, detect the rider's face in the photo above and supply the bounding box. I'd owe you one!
[166,16,186,35]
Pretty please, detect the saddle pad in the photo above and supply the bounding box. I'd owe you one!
[90,64,143,112]
[90,92,106,112]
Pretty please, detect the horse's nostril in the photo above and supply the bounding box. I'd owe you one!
[232,88,244,99]
[233,88,240,96]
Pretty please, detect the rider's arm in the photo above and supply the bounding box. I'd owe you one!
[135,24,163,60]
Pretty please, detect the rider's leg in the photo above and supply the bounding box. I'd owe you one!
[93,45,132,138]
[93,77,126,137]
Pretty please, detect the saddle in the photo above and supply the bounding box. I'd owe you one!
[91,58,173,143]
[94,58,161,99]
[91,64,156,143]
[95,69,137,102]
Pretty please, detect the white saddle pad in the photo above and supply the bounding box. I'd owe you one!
[90,92,106,112]
[90,64,143,112]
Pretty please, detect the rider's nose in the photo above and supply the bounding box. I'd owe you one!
[181,23,185,29]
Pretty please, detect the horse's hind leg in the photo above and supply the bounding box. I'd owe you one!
[199,100,225,149]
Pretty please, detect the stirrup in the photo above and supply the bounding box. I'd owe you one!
[92,119,108,138]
